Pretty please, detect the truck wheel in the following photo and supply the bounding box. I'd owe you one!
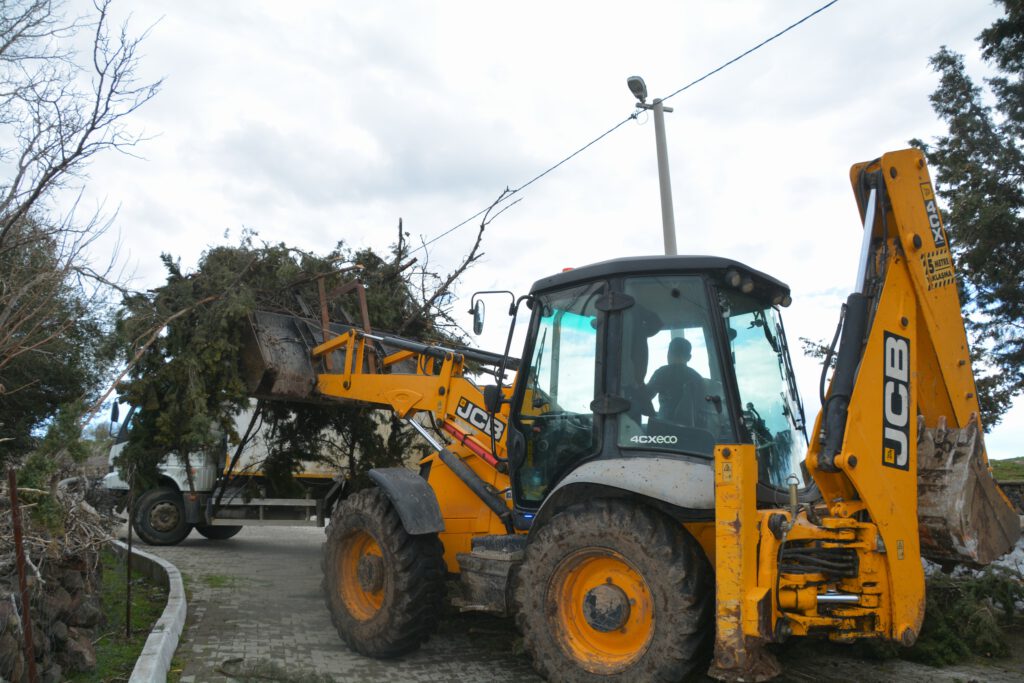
[321,488,446,658]
[514,499,712,683]
[132,487,193,546]
[195,524,242,540]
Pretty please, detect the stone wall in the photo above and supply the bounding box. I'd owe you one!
[0,550,103,682]
[999,481,1024,513]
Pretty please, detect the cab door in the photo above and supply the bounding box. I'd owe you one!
[508,281,605,514]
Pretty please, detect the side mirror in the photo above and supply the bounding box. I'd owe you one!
[483,385,504,413]
[110,402,120,437]
[471,300,485,335]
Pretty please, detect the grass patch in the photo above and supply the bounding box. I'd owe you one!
[67,547,169,682]
[992,457,1024,481]
[201,573,238,589]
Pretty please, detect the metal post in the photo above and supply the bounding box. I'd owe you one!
[8,468,39,683]
[651,98,677,255]
[126,470,133,638]
[628,77,677,256]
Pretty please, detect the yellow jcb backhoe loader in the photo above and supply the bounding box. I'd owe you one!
[241,148,1019,682]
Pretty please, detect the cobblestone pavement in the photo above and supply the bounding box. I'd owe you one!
[143,526,542,683]
[144,526,1024,683]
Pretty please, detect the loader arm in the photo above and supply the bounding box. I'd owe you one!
[711,149,1020,681]
[241,310,521,564]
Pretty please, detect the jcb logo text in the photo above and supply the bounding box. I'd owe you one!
[456,397,506,441]
[882,332,910,470]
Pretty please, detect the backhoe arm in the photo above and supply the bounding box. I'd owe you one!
[711,149,1019,682]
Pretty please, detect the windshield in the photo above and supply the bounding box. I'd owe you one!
[617,275,735,457]
[722,290,807,488]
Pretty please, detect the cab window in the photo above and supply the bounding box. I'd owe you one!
[618,276,735,456]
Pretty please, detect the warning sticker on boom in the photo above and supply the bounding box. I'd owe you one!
[919,249,955,291]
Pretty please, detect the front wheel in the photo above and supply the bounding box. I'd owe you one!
[132,487,193,546]
[321,488,446,658]
[514,499,712,682]
[195,524,242,540]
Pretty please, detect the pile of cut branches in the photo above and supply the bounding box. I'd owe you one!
[0,478,113,579]
[111,225,484,491]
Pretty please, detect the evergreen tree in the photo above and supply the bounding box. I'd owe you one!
[113,230,477,489]
[913,0,1024,428]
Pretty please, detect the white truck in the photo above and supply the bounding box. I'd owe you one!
[102,403,347,545]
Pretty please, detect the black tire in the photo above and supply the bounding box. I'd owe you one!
[195,524,243,540]
[132,487,193,546]
[514,499,713,683]
[321,488,446,658]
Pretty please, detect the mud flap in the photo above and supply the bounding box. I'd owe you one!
[918,417,1021,565]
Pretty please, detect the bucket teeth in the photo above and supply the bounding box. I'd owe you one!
[918,417,1020,565]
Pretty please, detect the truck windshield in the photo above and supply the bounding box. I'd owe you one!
[514,282,603,506]
[722,290,807,488]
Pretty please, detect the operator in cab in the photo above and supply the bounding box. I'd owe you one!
[645,337,706,427]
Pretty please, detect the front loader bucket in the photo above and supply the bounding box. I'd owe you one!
[240,310,384,406]
[918,417,1021,565]
[240,310,420,405]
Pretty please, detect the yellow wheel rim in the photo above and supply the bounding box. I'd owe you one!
[336,530,385,621]
[550,548,655,673]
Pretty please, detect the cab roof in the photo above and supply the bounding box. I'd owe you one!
[529,255,790,296]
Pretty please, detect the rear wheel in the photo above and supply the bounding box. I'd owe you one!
[195,524,242,540]
[321,488,446,658]
[514,499,712,682]
[132,487,193,546]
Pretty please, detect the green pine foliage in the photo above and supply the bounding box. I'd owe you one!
[113,232,458,490]
[909,567,1023,665]
[913,0,1024,428]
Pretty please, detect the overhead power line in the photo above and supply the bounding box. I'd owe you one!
[413,0,841,255]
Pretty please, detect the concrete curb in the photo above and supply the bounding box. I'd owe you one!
[111,540,187,683]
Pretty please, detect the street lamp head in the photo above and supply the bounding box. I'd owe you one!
[627,76,647,104]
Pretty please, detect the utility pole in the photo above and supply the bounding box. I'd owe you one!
[627,76,677,255]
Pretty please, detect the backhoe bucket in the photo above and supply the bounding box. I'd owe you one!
[918,417,1020,566]
[240,311,361,405]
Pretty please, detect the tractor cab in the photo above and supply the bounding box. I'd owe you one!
[505,256,807,526]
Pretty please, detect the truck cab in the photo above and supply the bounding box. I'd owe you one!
[102,405,220,497]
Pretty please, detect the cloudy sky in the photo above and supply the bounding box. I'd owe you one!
[68,0,1020,458]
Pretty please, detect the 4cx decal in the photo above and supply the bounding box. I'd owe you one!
[455,397,506,441]
[920,182,946,248]
[882,332,910,470]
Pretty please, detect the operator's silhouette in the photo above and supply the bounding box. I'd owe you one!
[645,337,706,427]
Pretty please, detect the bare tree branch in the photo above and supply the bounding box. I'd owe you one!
[0,0,160,464]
